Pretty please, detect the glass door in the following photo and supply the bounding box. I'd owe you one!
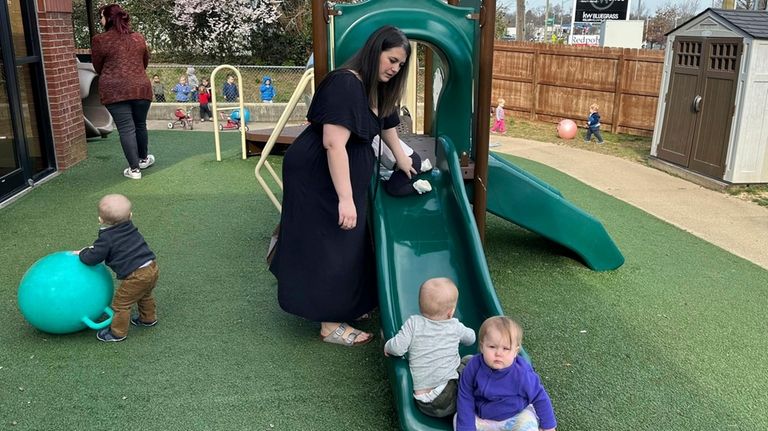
[0,0,55,203]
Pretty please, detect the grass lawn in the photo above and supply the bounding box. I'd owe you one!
[1,130,767,430]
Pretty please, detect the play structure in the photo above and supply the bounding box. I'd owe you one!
[17,251,114,334]
[256,1,624,429]
[77,60,114,138]
[210,65,248,161]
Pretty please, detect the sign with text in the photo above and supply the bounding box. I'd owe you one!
[573,0,630,23]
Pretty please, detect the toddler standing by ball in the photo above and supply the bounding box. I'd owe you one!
[76,194,159,342]
[584,103,604,144]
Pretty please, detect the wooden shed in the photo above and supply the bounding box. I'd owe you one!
[651,8,768,184]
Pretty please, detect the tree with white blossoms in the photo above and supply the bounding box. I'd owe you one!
[172,0,282,57]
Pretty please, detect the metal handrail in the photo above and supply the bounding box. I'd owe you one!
[254,67,315,212]
[210,65,247,161]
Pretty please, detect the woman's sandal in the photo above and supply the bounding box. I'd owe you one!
[320,323,373,347]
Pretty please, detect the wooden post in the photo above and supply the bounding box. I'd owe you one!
[611,50,626,134]
[473,0,496,244]
[423,49,433,135]
[531,44,539,121]
[311,0,329,84]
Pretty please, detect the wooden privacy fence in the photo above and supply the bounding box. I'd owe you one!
[492,41,665,136]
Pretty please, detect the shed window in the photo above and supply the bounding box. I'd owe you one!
[676,41,702,68]
[709,43,739,72]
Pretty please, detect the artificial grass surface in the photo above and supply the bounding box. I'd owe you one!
[1,131,767,430]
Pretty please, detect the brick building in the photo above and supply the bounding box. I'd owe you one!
[1,0,85,204]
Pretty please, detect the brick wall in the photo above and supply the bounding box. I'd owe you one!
[37,0,87,169]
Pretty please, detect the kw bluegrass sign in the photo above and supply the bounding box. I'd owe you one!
[574,0,630,22]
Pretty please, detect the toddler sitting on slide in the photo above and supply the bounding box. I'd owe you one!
[372,135,433,196]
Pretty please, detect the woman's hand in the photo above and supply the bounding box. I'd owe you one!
[338,198,357,230]
[395,155,416,179]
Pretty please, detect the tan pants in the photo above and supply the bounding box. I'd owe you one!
[111,261,159,337]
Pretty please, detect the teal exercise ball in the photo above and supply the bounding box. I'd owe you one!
[17,251,115,334]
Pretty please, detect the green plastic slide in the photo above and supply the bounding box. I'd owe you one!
[486,153,625,271]
[372,136,529,431]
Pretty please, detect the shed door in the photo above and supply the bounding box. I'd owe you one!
[658,37,742,179]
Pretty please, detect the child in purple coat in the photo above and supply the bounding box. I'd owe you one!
[456,316,557,431]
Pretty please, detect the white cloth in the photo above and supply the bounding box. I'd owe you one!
[371,136,414,170]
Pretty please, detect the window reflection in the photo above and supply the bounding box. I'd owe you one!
[9,0,29,57]
[16,64,48,174]
[1,52,20,177]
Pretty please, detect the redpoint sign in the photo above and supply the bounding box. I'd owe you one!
[574,0,630,23]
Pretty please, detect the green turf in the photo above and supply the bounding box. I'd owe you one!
[1,132,767,430]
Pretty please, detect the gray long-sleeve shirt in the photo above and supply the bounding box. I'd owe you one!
[385,315,476,391]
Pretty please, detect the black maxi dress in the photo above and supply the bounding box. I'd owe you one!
[270,70,399,322]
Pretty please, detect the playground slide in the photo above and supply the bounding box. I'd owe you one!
[77,61,114,139]
[372,136,529,431]
[486,153,624,271]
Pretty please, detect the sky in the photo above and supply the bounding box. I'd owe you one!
[498,0,714,16]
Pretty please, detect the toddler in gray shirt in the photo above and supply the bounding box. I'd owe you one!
[384,277,476,418]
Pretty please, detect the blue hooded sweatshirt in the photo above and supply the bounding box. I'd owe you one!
[260,76,276,102]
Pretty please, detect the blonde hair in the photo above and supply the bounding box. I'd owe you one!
[479,316,522,348]
[590,103,599,111]
[98,194,132,225]
[497,97,506,106]
[418,277,459,319]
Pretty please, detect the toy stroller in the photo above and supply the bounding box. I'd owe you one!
[218,109,249,132]
[168,107,194,130]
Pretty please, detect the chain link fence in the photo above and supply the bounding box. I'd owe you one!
[146,64,309,104]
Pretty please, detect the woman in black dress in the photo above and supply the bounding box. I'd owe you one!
[270,26,416,346]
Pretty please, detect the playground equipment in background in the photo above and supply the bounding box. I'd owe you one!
[210,65,248,160]
[557,119,578,139]
[168,106,195,130]
[77,60,114,138]
[17,251,114,335]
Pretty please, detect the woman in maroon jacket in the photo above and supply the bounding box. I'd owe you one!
[92,4,155,180]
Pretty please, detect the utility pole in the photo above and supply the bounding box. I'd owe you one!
[544,0,550,42]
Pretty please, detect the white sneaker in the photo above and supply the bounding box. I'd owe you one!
[138,154,155,169]
[420,158,433,172]
[413,179,432,194]
[123,168,141,179]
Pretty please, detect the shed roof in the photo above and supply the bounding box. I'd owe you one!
[670,8,768,39]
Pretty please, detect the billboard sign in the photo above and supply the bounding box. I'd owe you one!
[574,0,630,23]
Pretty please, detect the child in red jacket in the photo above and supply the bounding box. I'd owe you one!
[198,85,212,122]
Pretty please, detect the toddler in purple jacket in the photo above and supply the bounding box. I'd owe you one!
[456,316,557,431]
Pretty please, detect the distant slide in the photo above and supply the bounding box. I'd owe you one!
[372,136,529,431]
[486,153,624,271]
[77,61,114,138]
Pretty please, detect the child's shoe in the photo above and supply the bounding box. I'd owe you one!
[123,168,141,180]
[96,328,126,342]
[138,154,155,169]
[413,179,432,195]
[130,315,158,327]
[420,158,433,173]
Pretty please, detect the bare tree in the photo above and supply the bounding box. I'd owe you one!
[516,0,525,41]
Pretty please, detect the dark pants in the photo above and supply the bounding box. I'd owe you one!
[585,127,603,143]
[106,99,151,169]
[154,94,166,102]
[111,261,159,337]
[200,104,212,121]
[383,152,422,197]
[414,355,472,418]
